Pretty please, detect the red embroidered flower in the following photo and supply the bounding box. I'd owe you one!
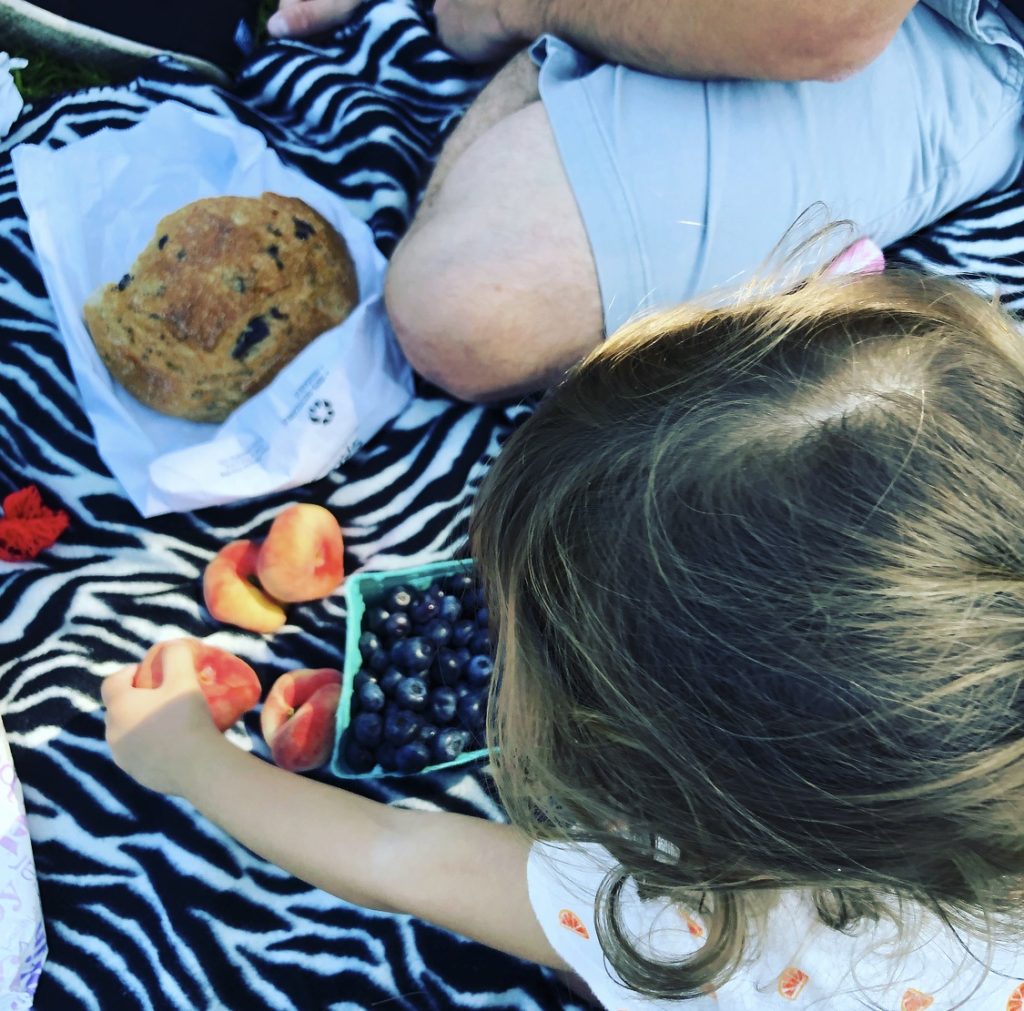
[0,485,69,561]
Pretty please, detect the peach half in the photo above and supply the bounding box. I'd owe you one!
[203,539,286,634]
[134,638,261,731]
[261,667,343,772]
[256,504,344,603]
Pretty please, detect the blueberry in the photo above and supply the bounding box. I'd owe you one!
[410,596,439,623]
[344,738,377,774]
[426,581,446,601]
[353,668,377,690]
[364,606,390,633]
[352,712,383,747]
[402,637,435,673]
[292,216,315,240]
[452,619,476,647]
[355,681,386,713]
[438,594,462,623]
[465,654,494,686]
[418,722,440,746]
[395,741,431,773]
[394,676,428,711]
[389,639,410,665]
[476,607,489,628]
[469,631,492,657]
[443,572,475,597]
[366,647,390,674]
[456,683,472,701]
[383,611,412,640]
[358,631,382,658]
[421,618,452,649]
[427,686,458,724]
[379,667,405,697]
[376,743,398,771]
[432,648,463,688]
[385,585,414,611]
[457,690,488,732]
[433,727,470,764]
[460,588,480,612]
[384,707,421,746]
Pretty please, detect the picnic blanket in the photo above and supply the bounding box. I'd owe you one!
[1,1,1024,1008]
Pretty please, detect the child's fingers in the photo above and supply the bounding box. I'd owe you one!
[100,665,139,706]
[159,640,203,691]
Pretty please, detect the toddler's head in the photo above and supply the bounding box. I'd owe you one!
[472,268,1024,995]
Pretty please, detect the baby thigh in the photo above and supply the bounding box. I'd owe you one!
[535,6,1024,334]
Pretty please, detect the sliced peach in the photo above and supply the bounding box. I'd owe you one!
[203,539,287,634]
[256,503,344,603]
[261,667,343,772]
[134,638,261,731]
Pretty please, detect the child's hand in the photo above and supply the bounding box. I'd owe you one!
[102,641,229,797]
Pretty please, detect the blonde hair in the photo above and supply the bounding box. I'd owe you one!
[471,268,1024,998]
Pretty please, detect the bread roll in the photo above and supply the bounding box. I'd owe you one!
[84,192,359,423]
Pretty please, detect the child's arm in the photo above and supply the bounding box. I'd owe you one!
[101,642,566,971]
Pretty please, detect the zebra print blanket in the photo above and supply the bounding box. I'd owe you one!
[1,2,1023,1008]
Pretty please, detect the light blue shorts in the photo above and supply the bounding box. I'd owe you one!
[533,4,1024,333]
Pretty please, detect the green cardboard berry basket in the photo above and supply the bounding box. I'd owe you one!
[330,558,491,778]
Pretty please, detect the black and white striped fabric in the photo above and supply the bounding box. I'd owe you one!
[1,1,1023,1008]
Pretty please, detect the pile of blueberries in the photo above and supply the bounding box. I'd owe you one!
[342,569,494,774]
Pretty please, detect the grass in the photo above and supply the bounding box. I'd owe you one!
[10,0,278,101]
[12,48,112,101]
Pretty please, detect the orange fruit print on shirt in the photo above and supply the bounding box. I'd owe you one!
[557,909,590,940]
[777,967,809,1000]
[900,990,934,1011]
[678,910,705,937]
[1006,981,1024,1011]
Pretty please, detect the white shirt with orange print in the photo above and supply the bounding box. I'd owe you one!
[527,842,1024,1011]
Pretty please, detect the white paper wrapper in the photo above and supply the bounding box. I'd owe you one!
[0,716,46,1009]
[12,101,414,516]
[0,55,26,140]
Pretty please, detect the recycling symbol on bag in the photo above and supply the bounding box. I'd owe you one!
[308,399,335,424]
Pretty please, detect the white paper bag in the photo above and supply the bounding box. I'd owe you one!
[0,54,26,139]
[0,716,46,1009]
[12,101,413,516]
